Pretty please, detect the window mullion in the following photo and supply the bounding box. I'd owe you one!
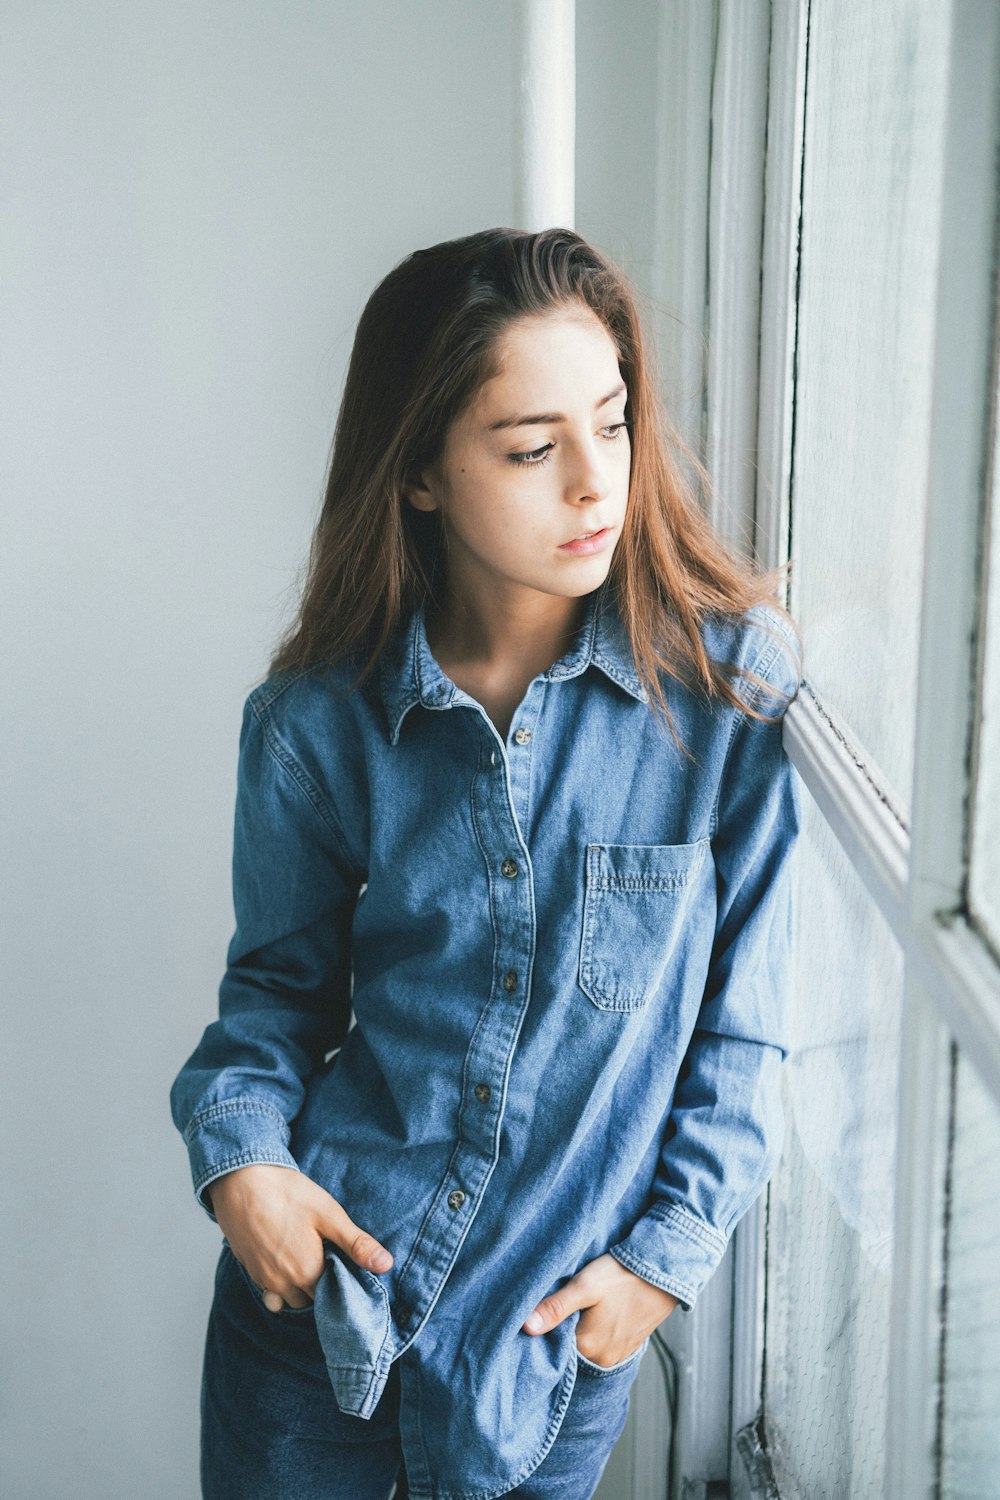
[906,0,1000,975]
[888,3,1000,1497]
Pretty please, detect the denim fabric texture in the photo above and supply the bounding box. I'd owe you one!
[170,576,803,1500]
[202,1239,644,1499]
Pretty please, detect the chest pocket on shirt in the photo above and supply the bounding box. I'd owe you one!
[579,839,710,1012]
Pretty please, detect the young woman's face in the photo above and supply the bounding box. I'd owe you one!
[409,307,632,607]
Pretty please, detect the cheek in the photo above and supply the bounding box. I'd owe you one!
[444,456,559,547]
[457,475,542,532]
[442,486,514,554]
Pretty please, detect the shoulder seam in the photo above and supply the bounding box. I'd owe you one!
[250,665,319,714]
[710,626,790,839]
[247,696,361,873]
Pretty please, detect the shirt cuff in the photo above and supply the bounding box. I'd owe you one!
[181,1098,301,1222]
[608,1201,730,1311]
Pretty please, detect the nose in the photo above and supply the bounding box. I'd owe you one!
[566,433,613,505]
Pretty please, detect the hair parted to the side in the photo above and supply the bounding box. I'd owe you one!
[266,226,802,757]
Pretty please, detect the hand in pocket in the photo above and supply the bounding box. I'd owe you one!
[521,1252,677,1367]
[208,1163,393,1311]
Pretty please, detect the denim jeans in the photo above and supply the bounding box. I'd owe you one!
[201,1243,645,1500]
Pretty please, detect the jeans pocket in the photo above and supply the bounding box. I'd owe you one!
[574,1333,650,1378]
[579,840,710,1011]
[222,1241,317,1319]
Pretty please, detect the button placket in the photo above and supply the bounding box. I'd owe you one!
[392,721,536,1356]
[503,686,541,838]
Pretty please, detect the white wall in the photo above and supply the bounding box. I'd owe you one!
[0,4,517,1495]
[575,0,662,303]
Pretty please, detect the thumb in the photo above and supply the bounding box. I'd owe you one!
[523,1273,593,1335]
[315,1192,394,1275]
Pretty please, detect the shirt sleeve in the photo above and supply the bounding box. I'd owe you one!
[608,618,804,1309]
[169,690,363,1222]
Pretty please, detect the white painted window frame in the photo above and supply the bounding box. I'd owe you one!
[716,1,1000,1497]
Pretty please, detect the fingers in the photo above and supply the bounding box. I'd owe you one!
[212,1166,394,1310]
[317,1195,394,1274]
[257,1215,391,1313]
[522,1274,595,1334]
[246,1261,317,1312]
[258,1277,314,1312]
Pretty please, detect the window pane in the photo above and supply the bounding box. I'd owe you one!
[968,358,1000,950]
[792,0,950,812]
[940,1050,1000,1497]
[763,792,902,1497]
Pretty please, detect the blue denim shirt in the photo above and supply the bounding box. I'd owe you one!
[170,577,802,1500]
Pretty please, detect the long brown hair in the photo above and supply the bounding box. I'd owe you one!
[266,227,801,756]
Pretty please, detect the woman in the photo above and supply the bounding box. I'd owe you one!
[170,226,803,1499]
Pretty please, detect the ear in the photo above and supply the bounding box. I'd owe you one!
[401,465,441,515]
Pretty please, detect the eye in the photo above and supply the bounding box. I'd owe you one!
[507,443,554,467]
[506,421,631,468]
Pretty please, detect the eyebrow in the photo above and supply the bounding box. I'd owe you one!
[487,382,627,432]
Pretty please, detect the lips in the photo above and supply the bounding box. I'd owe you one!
[564,526,609,544]
[557,526,614,555]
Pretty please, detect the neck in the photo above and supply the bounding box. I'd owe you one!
[425,584,591,678]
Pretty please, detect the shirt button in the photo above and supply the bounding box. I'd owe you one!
[474,1082,491,1102]
[447,1189,466,1210]
[490,750,497,766]
[502,970,517,992]
[501,858,519,878]
[513,727,532,745]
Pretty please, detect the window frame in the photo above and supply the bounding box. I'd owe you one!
[665,1,1000,1496]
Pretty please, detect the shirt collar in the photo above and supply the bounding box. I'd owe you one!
[379,577,649,745]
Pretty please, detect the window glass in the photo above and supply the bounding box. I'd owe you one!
[940,1049,1000,1496]
[763,792,901,1498]
[791,0,949,813]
